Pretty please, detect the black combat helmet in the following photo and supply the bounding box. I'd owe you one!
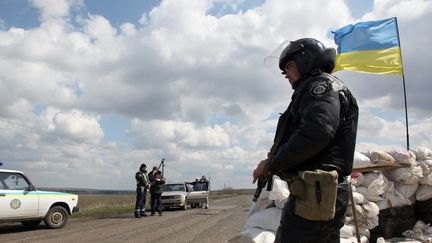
[279,38,336,75]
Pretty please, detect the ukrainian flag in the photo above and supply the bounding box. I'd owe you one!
[333,17,403,75]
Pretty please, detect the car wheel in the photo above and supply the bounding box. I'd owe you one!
[183,200,187,210]
[44,206,68,229]
[21,220,42,227]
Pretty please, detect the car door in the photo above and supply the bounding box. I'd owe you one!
[0,172,39,219]
[187,183,208,203]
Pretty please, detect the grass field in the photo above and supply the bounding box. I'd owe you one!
[73,189,254,218]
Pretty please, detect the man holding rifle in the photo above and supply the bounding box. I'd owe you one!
[148,166,165,216]
[253,38,358,243]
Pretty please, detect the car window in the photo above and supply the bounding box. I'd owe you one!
[163,184,185,192]
[0,172,29,190]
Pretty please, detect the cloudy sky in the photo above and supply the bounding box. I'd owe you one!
[0,0,431,190]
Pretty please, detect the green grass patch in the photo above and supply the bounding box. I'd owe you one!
[72,189,253,218]
[73,203,135,218]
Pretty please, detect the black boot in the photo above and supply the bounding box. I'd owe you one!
[134,212,141,218]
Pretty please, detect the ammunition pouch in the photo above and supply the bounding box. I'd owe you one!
[281,169,339,221]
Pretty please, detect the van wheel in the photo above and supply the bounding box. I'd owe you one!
[44,206,68,229]
[22,220,42,227]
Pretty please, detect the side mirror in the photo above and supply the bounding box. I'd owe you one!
[27,185,36,191]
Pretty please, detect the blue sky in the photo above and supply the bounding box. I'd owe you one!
[0,0,431,190]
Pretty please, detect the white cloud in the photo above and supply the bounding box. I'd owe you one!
[40,107,103,144]
[0,0,431,190]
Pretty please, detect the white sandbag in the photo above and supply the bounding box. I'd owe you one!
[244,207,282,232]
[248,189,272,217]
[383,166,423,185]
[362,172,388,196]
[419,160,432,186]
[355,186,383,202]
[340,238,352,243]
[420,173,432,187]
[352,192,365,205]
[419,160,432,175]
[340,237,368,243]
[268,176,289,208]
[387,150,417,165]
[340,225,354,238]
[362,201,380,218]
[228,227,276,243]
[395,182,419,202]
[377,182,412,210]
[351,172,364,187]
[412,147,432,161]
[362,150,396,164]
[353,151,372,169]
[416,184,432,201]
[402,220,432,243]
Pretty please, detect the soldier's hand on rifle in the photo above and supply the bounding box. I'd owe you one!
[253,159,271,184]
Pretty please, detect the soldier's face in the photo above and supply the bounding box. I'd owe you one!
[284,61,302,85]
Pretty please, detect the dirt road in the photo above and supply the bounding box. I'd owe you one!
[0,194,251,243]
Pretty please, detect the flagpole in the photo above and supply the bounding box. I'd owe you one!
[395,17,410,150]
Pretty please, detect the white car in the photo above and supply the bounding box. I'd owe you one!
[0,169,79,229]
[161,182,209,210]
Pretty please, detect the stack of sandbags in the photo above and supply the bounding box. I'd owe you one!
[340,174,381,242]
[229,176,289,243]
[412,147,432,224]
[358,149,423,242]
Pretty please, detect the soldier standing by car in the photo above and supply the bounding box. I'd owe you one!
[148,166,165,216]
[135,163,149,218]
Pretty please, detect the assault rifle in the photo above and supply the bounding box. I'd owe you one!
[157,158,165,177]
[252,175,273,202]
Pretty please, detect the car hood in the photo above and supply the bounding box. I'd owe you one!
[162,191,187,196]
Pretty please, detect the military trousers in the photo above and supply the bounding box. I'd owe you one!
[274,179,349,243]
[135,186,147,213]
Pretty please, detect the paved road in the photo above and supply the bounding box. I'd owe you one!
[0,195,251,243]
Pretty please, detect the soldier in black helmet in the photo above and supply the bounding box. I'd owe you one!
[135,163,149,218]
[253,38,359,242]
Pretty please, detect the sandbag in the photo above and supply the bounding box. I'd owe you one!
[419,160,432,186]
[362,172,388,196]
[243,207,282,232]
[394,182,419,203]
[387,150,417,165]
[383,166,423,185]
[228,227,276,243]
[412,147,432,161]
[248,189,272,217]
[355,186,383,202]
[353,151,372,169]
[416,184,432,201]
[362,151,396,165]
[351,172,364,187]
[268,176,289,209]
[377,182,412,210]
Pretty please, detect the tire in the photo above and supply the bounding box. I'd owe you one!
[183,200,188,210]
[44,206,69,229]
[21,220,42,227]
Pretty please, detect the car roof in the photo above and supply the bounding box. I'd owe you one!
[0,169,23,174]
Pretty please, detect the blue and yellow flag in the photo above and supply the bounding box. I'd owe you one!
[333,17,403,75]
